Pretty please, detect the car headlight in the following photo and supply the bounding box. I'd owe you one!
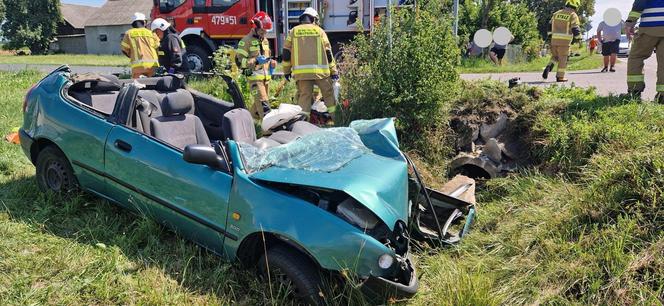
[336,198,380,230]
[378,254,394,269]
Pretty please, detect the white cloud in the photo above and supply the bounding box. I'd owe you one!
[591,0,632,32]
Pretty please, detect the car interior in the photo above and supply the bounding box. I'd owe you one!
[67,74,322,153]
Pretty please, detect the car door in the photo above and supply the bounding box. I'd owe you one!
[103,88,235,254]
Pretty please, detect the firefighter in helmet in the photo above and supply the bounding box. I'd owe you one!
[282,8,339,119]
[151,18,189,74]
[236,11,277,119]
[542,0,583,82]
[626,0,664,103]
[121,13,160,79]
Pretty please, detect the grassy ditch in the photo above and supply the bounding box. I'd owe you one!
[1,71,663,304]
[415,82,664,305]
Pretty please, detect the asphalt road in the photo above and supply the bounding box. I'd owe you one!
[462,56,659,101]
[0,63,125,75]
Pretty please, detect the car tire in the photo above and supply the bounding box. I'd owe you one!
[258,245,324,305]
[185,45,212,73]
[36,146,78,193]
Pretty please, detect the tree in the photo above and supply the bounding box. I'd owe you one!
[0,1,5,23]
[453,0,541,59]
[339,0,459,158]
[2,0,62,54]
[513,0,595,40]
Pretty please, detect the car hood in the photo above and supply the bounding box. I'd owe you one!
[249,153,409,230]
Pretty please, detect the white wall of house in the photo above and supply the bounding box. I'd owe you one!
[85,25,131,55]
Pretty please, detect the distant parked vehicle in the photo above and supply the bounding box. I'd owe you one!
[619,34,631,57]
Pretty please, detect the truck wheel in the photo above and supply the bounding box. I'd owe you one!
[36,146,77,193]
[185,45,212,73]
[259,245,324,305]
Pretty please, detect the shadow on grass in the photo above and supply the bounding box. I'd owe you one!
[0,174,372,305]
[0,175,287,304]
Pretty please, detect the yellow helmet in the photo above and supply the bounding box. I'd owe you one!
[565,0,580,8]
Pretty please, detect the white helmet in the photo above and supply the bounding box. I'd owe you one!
[151,18,171,31]
[301,7,319,19]
[132,12,147,23]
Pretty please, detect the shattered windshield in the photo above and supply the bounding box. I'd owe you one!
[239,127,371,173]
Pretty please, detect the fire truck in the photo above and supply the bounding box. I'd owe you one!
[151,0,411,72]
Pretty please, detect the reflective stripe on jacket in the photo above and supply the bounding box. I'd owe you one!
[282,24,338,80]
[636,0,664,27]
[236,33,271,82]
[550,8,581,46]
[121,28,160,69]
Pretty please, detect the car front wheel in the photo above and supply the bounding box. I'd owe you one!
[36,146,77,193]
[259,245,324,305]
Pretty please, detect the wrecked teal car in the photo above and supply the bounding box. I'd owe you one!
[19,66,475,303]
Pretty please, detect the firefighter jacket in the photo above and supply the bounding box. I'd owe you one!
[121,27,160,69]
[235,33,271,82]
[628,0,664,27]
[549,8,582,46]
[158,31,187,72]
[282,24,338,81]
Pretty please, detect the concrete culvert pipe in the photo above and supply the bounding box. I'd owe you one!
[449,155,499,179]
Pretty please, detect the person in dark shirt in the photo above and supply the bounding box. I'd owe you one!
[151,18,189,74]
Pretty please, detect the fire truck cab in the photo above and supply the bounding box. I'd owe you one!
[152,0,412,72]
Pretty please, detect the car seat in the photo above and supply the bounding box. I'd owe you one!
[150,90,211,150]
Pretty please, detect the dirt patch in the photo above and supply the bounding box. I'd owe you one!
[448,81,542,179]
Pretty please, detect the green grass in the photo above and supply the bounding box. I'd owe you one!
[2,71,663,304]
[414,84,664,305]
[458,53,604,74]
[0,54,129,67]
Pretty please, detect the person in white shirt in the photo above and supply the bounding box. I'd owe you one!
[596,19,625,72]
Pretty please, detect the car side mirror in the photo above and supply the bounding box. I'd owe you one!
[183,145,228,171]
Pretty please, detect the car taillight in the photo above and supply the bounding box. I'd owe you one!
[23,84,37,113]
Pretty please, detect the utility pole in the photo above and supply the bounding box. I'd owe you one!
[453,0,459,37]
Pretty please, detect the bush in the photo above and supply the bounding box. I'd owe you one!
[339,1,459,160]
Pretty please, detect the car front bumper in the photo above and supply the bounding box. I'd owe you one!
[359,255,419,302]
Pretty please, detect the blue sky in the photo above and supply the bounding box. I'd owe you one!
[590,0,632,32]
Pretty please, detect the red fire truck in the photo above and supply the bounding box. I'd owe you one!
[151,0,411,72]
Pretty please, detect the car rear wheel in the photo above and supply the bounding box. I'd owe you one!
[36,146,77,193]
[258,245,324,305]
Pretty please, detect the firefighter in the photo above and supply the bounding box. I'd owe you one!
[151,18,189,74]
[121,13,160,79]
[626,0,664,103]
[282,7,339,119]
[542,0,583,82]
[235,11,277,119]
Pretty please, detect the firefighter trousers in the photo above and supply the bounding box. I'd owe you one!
[549,45,570,79]
[627,29,664,95]
[296,78,336,112]
[249,80,270,119]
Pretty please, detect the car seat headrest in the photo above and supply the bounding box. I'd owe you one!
[222,108,256,144]
[161,89,193,116]
[155,76,183,92]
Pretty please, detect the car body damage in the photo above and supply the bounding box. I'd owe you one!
[20,66,476,303]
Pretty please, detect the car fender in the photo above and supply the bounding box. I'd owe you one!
[225,170,396,278]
